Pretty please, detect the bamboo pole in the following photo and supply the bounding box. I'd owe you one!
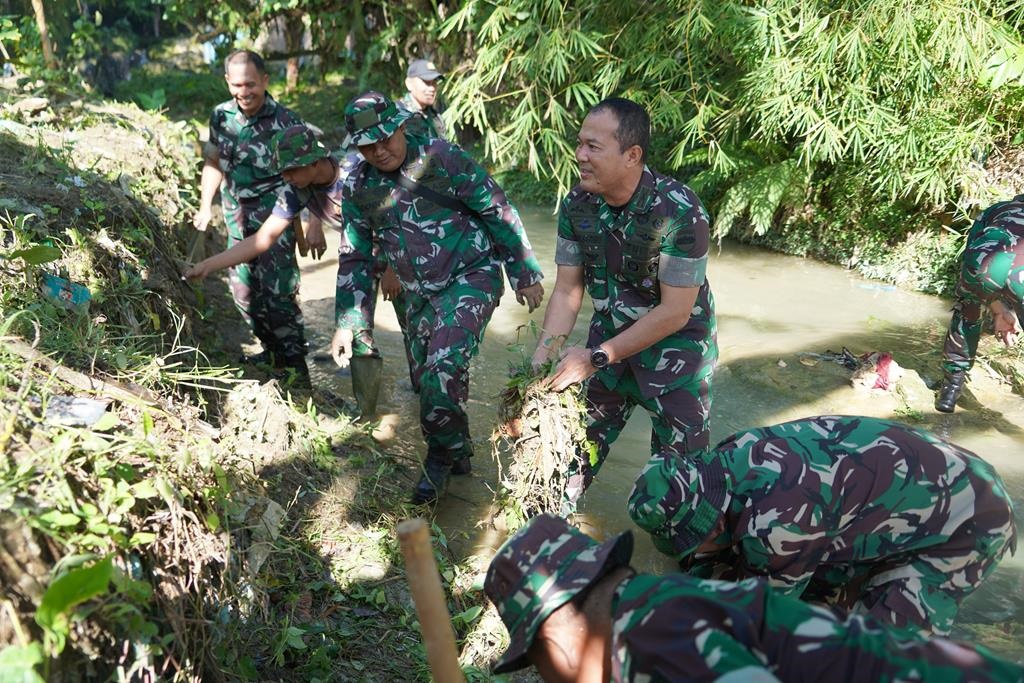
[397,518,466,683]
[29,0,56,70]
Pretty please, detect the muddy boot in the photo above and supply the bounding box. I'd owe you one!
[935,370,966,413]
[411,452,452,505]
[350,356,383,419]
[451,457,472,475]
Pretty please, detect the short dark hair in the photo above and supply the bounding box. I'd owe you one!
[224,49,266,75]
[588,97,650,161]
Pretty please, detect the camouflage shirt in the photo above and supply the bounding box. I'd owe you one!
[611,572,1022,682]
[398,92,447,141]
[958,197,1024,307]
[692,416,1017,596]
[556,167,717,398]
[204,94,304,202]
[334,134,543,330]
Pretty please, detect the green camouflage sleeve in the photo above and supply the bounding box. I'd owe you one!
[443,144,544,290]
[657,184,710,288]
[554,196,582,266]
[203,109,220,161]
[335,176,378,330]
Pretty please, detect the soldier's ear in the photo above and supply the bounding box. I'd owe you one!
[624,144,643,168]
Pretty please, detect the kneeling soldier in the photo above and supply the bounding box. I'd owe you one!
[628,415,1017,635]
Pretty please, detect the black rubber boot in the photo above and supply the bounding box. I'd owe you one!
[451,457,472,476]
[935,370,966,413]
[350,356,383,419]
[411,453,453,504]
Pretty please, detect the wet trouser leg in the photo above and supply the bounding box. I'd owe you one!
[390,291,420,393]
[563,368,713,515]
[941,299,983,375]
[407,288,498,463]
[624,376,714,557]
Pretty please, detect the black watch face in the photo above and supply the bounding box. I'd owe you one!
[591,349,609,368]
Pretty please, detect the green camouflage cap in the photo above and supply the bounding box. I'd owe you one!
[483,514,633,674]
[343,91,412,146]
[271,125,330,174]
[632,449,729,561]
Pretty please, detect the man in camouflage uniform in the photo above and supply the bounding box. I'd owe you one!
[531,97,717,515]
[266,125,385,416]
[630,415,1017,635]
[192,50,321,376]
[398,58,447,141]
[936,196,1024,412]
[331,92,545,504]
[484,514,1023,682]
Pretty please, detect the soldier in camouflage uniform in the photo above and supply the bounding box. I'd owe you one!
[629,415,1017,635]
[191,50,323,376]
[531,97,717,515]
[259,125,388,416]
[398,58,447,141]
[331,92,545,504]
[936,196,1024,412]
[484,514,1024,682]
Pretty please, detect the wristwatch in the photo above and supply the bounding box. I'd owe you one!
[589,347,610,369]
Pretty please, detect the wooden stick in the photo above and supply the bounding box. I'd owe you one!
[293,216,308,258]
[397,519,465,683]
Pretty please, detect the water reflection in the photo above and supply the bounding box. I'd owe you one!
[306,205,1024,660]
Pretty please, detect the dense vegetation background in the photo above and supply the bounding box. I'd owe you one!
[9,0,1024,293]
[2,1,1024,681]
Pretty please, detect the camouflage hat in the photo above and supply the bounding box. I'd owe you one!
[631,449,729,561]
[270,125,329,174]
[343,91,413,147]
[484,514,633,674]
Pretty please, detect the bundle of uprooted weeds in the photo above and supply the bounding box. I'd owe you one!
[492,359,591,528]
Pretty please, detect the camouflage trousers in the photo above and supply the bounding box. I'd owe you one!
[802,516,1016,636]
[940,298,983,374]
[403,273,501,462]
[562,366,712,515]
[223,193,306,364]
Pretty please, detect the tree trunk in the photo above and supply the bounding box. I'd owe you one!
[284,13,305,93]
[30,0,57,69]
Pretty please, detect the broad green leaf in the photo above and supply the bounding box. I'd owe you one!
[7,245,61,265]
[0,643,45,683]
[35,556,114,652]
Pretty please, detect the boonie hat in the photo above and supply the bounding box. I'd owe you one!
[407,58,443,80]
[632,448,729,563]
[343,91,413,147]
[484,514,634,674]
[270,125,330,174]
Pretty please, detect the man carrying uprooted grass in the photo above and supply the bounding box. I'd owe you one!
[530,97,717,514]
[484,514,1023,682]
[630,415,1016,636]
[331,91,545,505]
[190,49,325,380]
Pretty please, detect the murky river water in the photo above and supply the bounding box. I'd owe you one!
[300,206,1024,660]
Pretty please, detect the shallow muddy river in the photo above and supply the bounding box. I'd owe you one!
[298,205,1024,660]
